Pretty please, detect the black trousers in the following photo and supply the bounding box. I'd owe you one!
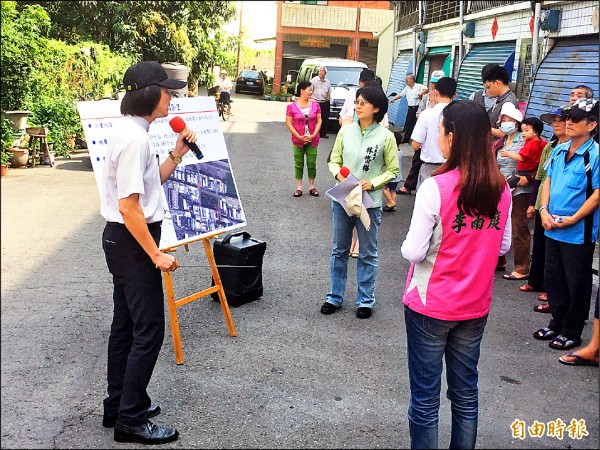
[528,211,546,291]
[544,237,595,340]
[402,149,421,191]
[102,222,165,427]
[402,105,419,143]
[318,101,330,136]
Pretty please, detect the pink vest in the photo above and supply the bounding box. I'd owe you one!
[403,169,512,321]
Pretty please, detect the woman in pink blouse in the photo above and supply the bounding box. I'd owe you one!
[285,81,322,197]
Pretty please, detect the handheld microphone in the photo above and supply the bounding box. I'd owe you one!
[168,116,203,159]
[340,166,350,178]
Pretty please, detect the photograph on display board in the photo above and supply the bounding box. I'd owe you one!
[163,159,245,241]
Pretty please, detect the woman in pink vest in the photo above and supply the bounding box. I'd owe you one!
[401,100,512,449]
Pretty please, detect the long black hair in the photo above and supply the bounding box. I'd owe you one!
[437,100,506,218]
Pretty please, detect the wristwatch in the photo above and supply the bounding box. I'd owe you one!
[169,151,182,165]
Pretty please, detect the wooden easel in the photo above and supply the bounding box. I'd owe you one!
[162,232,236,365]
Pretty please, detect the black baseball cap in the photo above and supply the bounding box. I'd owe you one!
[123,61,187,91]
[359,69,375,82]
[564,98,599,122]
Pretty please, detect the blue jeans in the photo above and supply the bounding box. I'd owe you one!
[325,200,382,308]
[404,306,488,449]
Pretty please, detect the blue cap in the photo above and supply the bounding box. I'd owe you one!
[540,105,568,124]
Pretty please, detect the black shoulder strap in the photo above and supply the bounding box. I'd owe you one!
[583,150,593,244]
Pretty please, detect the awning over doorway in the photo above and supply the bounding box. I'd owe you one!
[416,46,452,84]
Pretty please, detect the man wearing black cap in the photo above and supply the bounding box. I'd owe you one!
[534,98,599,353]
[100,61,197,445]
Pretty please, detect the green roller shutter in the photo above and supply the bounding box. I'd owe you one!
[455,42,516,100]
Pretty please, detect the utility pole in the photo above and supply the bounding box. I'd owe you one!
[236,1,244,76]
[354,1,362,61]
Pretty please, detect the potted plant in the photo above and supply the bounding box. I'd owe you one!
[0,150,11,176]
[1,118,29,167]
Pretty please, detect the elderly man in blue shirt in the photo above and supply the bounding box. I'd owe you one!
[533,98,599,351]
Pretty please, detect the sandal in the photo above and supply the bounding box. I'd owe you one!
[294,190,302,197]
[533,303,550,313]
[397,187,412,195]
[533,327,558,340]
[519,284,536,292]
[538,292,548,302]
[309,188,319,197]
[503,272,529,281]
[549,335,582,350]
[559,352,599,367]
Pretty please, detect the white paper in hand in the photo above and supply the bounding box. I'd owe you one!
[326,174,375,218]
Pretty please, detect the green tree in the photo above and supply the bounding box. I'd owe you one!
[22,1,238,86]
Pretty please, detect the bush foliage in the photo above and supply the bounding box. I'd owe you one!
[1,1,241,157]
[1,2,137,155]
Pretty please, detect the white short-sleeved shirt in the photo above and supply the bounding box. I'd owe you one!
[399,83,426,107]
[100,115,164,224]
[411,102,448,163]
[217,77,232,93]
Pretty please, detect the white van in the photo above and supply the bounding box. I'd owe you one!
[297,58,368,122]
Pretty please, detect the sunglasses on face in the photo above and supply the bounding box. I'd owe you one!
[563,114,585,123]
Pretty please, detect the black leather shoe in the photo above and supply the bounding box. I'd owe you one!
[320,135,329,138]
[320,302,340,315]
[103,403,161,428]
[356,307,372,319]
[114,420,178,445]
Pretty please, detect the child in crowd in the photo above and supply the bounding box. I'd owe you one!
[501,117,547,188]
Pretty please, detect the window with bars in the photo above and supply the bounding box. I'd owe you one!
[425,1,460,23]
[467,1,516,14]
[395,1,419,31]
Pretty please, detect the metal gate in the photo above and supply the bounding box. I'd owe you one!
[386,50,414,127]
[455,42,516,100]
[525,36,599,139]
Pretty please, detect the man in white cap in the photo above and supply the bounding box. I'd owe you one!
[416,70,445,118]
[217,69,233,115]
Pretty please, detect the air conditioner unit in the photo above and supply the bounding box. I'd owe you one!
[462,22,475,38]
[540,9,561,31]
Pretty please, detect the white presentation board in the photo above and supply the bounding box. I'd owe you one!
[77,96,246,249]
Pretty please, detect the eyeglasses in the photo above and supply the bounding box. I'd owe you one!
[354,100,370,107]
[563,114,585,123]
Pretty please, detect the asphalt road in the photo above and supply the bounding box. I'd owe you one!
[1,92,598,449]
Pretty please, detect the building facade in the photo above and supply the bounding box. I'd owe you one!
[273,1,394,91]
[386,0,599,131]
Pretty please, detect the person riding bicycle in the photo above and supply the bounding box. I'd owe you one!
[217,70,232,114]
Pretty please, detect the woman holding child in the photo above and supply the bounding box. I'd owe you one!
[493,102,539,280]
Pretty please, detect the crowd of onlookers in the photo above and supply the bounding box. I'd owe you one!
[284,63,598,448]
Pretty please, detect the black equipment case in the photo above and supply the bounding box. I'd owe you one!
[211,231,266,307]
